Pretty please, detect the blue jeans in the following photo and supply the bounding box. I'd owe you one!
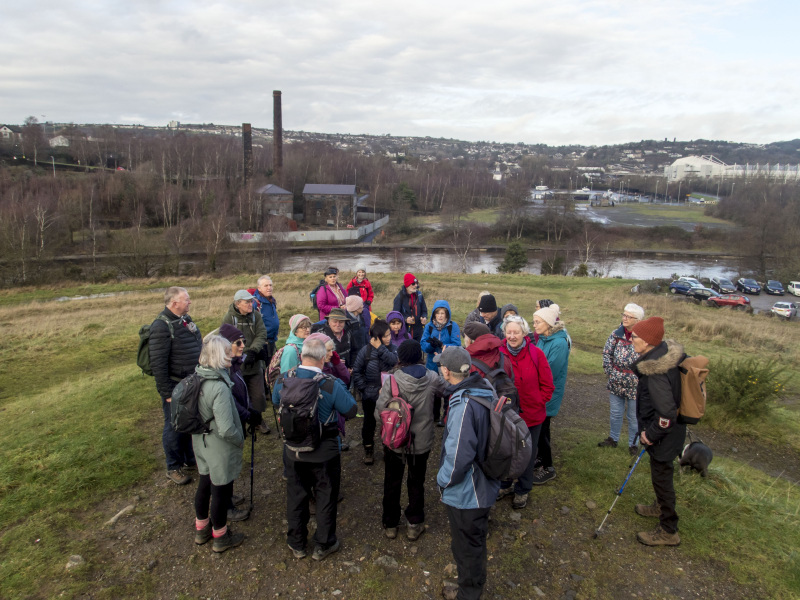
[162,398,195,471]
[609,393,638,447]
[500,422,542,495]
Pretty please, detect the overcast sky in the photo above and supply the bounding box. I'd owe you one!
[2,1,798,145]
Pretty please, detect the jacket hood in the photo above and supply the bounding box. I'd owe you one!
[392,369,435,394]
[541,321,567,339]
[635,340,684,376]
[386,310,410,341]
[386,310,405,324]
[445,371,493,397]
[431,299,452,323]
[499,303,519,320]
[195,365,233,385]
[467,334,505,365]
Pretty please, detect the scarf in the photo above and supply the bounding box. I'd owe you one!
[506,338,527,356]
[329,284,345,307]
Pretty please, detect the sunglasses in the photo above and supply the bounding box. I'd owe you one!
[233,340,245,347]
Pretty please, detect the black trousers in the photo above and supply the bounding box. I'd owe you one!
[362,397,377,447]
[194,474,233,530]
[244,369,267,413]
[382,450,429,528]
[650,455,679,534]
[433,393,443,422]
[535,416,553,469]
[286,453,341,551]
[446,505,491,600]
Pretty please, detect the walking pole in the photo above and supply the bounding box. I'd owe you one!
[593,446,648,538]
[249,424,256,513]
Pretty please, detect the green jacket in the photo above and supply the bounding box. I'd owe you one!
[222,304,268,377]
[191,366,244,486]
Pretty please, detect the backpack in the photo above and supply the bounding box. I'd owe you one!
[677,354,709,424]
[379,375,415,451]
[266,343,299,386]
[278,370,336,454]
[462,388,532,481]
[170,373,213,434]
[471,355,519,413]
[310,279,325,310]
[137,314,175,376]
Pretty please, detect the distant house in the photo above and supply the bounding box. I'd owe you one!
[0,125,22,144]
[49,135,70,148]
[303,184,363,227]
[255,184,293,219]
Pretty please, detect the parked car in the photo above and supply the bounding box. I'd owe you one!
[765,280,785,295]
[677,276,704,288]
[686,287,720,302]
[710,276,736,294]
[669,280,695,295]
[736,278,761,295]
[771,302,797,320]
[707,294,751,309]
[788,281,800,297]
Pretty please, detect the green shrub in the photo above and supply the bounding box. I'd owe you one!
[707,358,789,421]
[497,241,527,273]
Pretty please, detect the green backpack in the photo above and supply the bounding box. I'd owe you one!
[137,315,175,376]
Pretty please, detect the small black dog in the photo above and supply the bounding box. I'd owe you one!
[679,441,713,477]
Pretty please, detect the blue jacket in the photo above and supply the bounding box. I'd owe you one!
[420,300,462,371]
[253,291,279,343]
[535,322,570,417]
[437,373,501,509]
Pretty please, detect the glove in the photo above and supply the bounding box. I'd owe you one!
[243,352,256,366]
[429,338,444,351]
[331,351,341,366]
[247,411,263,427]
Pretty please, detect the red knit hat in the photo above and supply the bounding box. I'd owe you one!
[403,273,418,288]
[631,316,664,346]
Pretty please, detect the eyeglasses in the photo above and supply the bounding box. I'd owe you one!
[621,313,637,320]
[233,340,245,347]
[296,323,312,330]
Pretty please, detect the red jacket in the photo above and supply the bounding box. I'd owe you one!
[468,334,513,378]
[346,277,374,305]
[500,341,554,427]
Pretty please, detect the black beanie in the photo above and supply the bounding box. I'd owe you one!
[397,339,423,365]
[478,294,498,312]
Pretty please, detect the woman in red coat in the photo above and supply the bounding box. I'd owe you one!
[497,315,554,509]
[346,268,374,308]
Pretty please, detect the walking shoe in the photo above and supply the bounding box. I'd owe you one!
[288,544,307,559]
[511,493,528,509]
[635,501,661,518]
[384,527,398,539]
[166,468,191,485]
[629,445,639,456]
[531,466,556,485]
[597,437,618,448]
[194,524,212,545]
[363,445,374,465]
[407,522,425,541]
[231,494,245,506]
[637,525,680,547]
[259,422,271,435]
[312,539,340,561]
[227,507,250,522]
[212,529,245,553]
[497,486,515,501]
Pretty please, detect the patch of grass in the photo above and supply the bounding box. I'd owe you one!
[625,203,734,226]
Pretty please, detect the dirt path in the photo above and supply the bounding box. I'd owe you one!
[59,374,792,600]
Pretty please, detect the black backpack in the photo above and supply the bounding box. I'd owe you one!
[278,370,336,455]
[471,355,520,413]
[310,279,325,310]
[136,314,175,376]
[170,373,213,434]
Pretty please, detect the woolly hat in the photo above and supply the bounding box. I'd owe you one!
[289,314,310,334]
[631,316,664,347]
[534,304,560,327]
[464,321,491,341]
[305,332,331,345]
[478,294,498,313]
[397,339,423,365]
[403,273,418,288]
[345,295,364,313]
[219,323,244,342]
[434,346,472,375]
[624,303,645,320]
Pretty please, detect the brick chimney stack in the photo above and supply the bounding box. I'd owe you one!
[273,90,283,180]
[242,123,253,183]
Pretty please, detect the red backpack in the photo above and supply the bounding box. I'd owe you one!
[379,375,415,451]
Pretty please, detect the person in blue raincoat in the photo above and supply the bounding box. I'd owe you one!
[420,300,462,424]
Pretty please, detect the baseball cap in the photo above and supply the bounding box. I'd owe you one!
[433,346,472,374]
[234,289,255,302]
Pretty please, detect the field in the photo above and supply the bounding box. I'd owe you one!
[622,204,734,226]
[1,272,798,599]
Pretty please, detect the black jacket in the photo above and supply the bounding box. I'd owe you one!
[633,340,686,462]
[312,322,356,368]
[352,343,399,401]
[149,308,203,400]
[392,287,428,341]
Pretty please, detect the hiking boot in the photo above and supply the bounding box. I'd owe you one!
[597,437,618,448]
[407,522,425,541]
[497,486,515,501]
[629,445,640,456]
[166,468,191,485]
[227,507,250,522]
[363,445,374,465]
[259,422,271,435]
[635,501,661,518]
[288,543,307,559]
[511,493,528,509]
[385,527,398,539]
[532,466,556,485]
[231,494,245,507]
[212,529,245,553]
[312,539,340,561]
[637,525,680,547]
[194,523,212,545]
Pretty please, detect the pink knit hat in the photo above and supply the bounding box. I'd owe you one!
[305,332,331,345]
[345,295,364,313]
[289,314,310,334]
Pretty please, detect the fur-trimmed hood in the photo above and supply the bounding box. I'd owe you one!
[635,339,684,376]
[543,321,566,337]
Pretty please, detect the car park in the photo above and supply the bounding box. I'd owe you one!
[736,278,761,295]
[765,280,785,295]
[669,280,695,295]
[788,281,800,297]
[686,287,720,302]
[706,294,751,309]
[771,302,797,320]
[677,276,704,288]
[710,277,736,293]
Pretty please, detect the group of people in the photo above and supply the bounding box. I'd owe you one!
[147,270,688,598]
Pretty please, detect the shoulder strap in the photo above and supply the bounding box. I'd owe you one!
[470,357,492,376]
[156,314,176,338]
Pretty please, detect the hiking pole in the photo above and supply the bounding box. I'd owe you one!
[249,424,256,513]
[593,446,647,538]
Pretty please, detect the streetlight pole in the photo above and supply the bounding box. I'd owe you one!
[50,156,55,178]
[677,180,682,204]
